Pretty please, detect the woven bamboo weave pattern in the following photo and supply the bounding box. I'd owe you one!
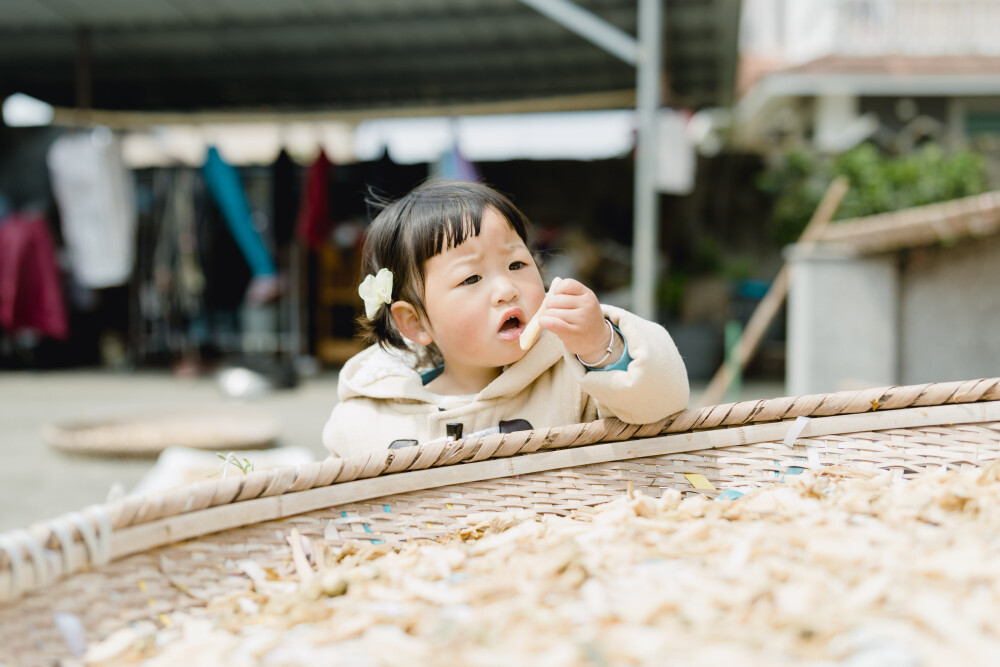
[1,379,999,610]
[75,377,1000,533]
[3,415,1000,665]
[318,421,1000,544]
[43,408,279,457]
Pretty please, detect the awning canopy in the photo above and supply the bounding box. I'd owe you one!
[0,0,740,118]
[1,0,741,321]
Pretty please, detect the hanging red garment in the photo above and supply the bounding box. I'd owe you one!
[0,212,69,340]
[295,149,333,252]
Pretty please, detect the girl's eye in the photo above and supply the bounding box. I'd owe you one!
[509,261,526,270]
[461,275,480,285]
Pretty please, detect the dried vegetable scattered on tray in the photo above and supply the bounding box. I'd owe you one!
[84,462,1000,666]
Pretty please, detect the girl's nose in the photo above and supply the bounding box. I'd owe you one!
[493,276,519,304]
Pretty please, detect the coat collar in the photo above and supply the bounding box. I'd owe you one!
[479,330,568,399]
[340,330,568,403]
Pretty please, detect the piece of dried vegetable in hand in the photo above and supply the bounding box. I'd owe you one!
[519,277,562,351]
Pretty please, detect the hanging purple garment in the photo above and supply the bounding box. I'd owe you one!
[0,212,69,340]
[433,142,481,182]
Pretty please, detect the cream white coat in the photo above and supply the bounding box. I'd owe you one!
[322,306,688,459]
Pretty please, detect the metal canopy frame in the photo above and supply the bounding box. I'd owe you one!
[2,0,669,320]
[520,0,661,319]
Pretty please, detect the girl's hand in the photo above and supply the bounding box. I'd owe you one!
[536,278,613,362]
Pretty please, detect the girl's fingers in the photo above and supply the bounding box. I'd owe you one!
[538,303,591,324]
[550,278,588,297]
[538,311,609,359]
[536,315,574,337]
[537,300,576,319]
[535,280,605,353]
[543,292,597,313]
[537,310,599,335]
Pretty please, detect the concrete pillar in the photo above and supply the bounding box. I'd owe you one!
[786,244,898,395]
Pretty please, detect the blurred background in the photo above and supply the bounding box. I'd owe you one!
[2,0,1000,529]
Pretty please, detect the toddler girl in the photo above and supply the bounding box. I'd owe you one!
[322,180,688,458]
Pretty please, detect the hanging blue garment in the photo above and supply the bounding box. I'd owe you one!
[0,192,12,221]
[200,146,276,277]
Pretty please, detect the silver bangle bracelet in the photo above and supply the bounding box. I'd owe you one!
[576,319,617,369]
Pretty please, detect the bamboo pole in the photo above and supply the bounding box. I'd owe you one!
[698,176,849,408]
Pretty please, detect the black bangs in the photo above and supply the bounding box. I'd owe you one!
[403,181,529,269]
[427,208,482,257]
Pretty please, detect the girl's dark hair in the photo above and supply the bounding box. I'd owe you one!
[359,180,532,353]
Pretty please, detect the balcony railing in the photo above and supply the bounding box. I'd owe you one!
[742,0,1000,63]
[837,0,1000,55]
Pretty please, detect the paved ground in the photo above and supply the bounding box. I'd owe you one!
[0,369,340,532]
[0,369,783,533]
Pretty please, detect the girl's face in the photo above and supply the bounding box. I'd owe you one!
[420,206,545,390]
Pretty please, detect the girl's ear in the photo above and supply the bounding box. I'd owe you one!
[390,301,433,346]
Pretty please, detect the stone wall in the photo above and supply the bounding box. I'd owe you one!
[787,235,1000,394]
[899,235,1000,384]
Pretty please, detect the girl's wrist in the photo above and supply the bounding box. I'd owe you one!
[576,319,623,369]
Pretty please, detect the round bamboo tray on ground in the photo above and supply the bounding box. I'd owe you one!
[2,378,999,665]
[43,408,279,457]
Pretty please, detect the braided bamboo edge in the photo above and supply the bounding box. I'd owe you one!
[1,377,998,604]
[4,410,1000,665]
[22,377,1000,533]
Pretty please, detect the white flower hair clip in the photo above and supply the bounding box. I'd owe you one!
[359,267,394,319]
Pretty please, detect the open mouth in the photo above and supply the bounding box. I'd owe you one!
[498,315,524,339]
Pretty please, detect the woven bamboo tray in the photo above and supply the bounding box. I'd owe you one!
[43,407,279,457]
[2,378,1000,665]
